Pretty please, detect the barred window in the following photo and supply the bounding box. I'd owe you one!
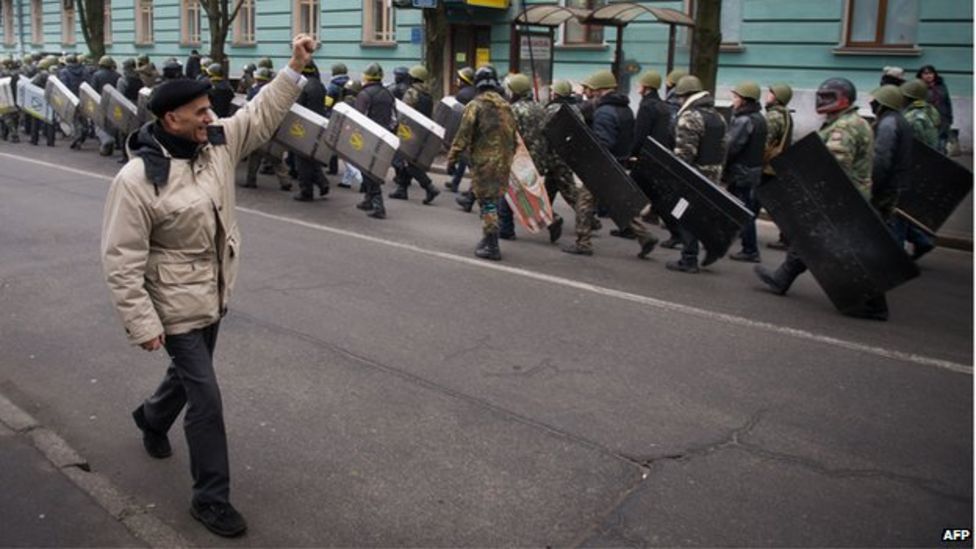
[136,0,154,45]
[234,0,255,45]
[31,0,42,45]
[182,0,202,46]
[294,0,319,40]
[363,0,396,44]
[63,2,76,45]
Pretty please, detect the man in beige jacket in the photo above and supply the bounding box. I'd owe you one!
[101,34,316,538]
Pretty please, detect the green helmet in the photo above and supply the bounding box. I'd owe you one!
[457,67,474,85]
[254,67,272,81]
[137,54,150,67]
[506,73,532,96]
[98,55,115,69]
[363,62,383,81]
[732,80,761,101]
[551,79,573,97]
[584,69,617,90]
[207,63,223,78]
[331,62,347,75]
[900,79,928,101]
[345,79,362,94]
[65,54,78,64]
[768,82,793,106]
[80,53,91,64]
[666,68,688,88]
[122,58,137,71]
[22,54,33,65]
[408,65,429,82]
[39,56,58,71]
[638,70,662,90]
[257,57,273,69]
[673,75,703,96]
[0,56,10,67]
[871,84,905,111]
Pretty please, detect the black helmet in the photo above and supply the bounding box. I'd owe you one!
[393,66,409,84]
[474,65,500,91]
[815,77,856,114]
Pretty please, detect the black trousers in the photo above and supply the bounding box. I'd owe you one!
[141,322,230,505]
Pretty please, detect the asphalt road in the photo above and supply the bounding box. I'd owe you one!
[0,140,972,547]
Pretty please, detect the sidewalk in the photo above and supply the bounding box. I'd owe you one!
[0,394,183,548]
[428,153,974,251]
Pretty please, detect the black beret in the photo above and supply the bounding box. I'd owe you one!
[148,79,212,117]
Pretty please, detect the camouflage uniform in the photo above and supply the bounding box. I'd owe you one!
[762,104,793,176]
[817,106,874,198]
[672,92,728,266]
[542,98,579,210]
[902,99,940,149]
[448,90,517,235]
[501,95,558,236]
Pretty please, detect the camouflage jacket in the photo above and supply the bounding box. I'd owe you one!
[544,97,584,174]
[817,106,874,196]
[402,82,434,117]
[448,90,517,191]
[903,100,940,149]
[511,97,552,175]
[674,92,728,184]
[762,104,793,175]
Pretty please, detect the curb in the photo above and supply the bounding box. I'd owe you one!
[0,393,187,548]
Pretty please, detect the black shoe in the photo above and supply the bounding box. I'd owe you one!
[337,182,352,189]
[99,143,114,156]
[367,209,386,219]
[293,193,314,202]
[190,501,248,538]
[474,233,501,261]
[444,181,457,193]
[637,236,659,259]
[279,182,293,191]
[499,232,517,241]
[666,260,699,274]
[422,185,440,205]
[754,265,788,295]
[766,240,789,251]
[660,238,682,249]
[456,193,475,213]
[132,406,172,459]
[911,242,935,261]
[729,251,761,263]
[355,199,374,211]
[610,227,637,239]
[548,217,563,243]
[561,244,593,256]
[388,186,408,200]
[590,219,602,231]
[319,185,329,197]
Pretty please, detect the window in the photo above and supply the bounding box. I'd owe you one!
[363,0,395,44]
[2,0,14,46]
[136,0,154,44]
[845,0,918,47]
[31,0,42,45]
[563,0,604,45]
[63,2,76,45]
[294,0,318,40]
[104,0,113,44]
[182,0,202,45]
[234,0,255,45]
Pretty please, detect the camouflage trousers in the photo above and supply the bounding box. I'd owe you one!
[544,164,578,210]
[574,185,653,252]
[1,112,20,140]
[472,176,508,236]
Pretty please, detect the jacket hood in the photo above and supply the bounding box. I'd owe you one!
[598,93,630,108]
[125,123,204,190]
[733,100,761,116]
[677,91,713,116]
[63,64,86,78]
[330,74,350,87]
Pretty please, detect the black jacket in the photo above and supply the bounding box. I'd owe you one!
[872,108,913,203]
[591,93,634,162]
[209,79,236,118]
[58,63,88,95]
[298,75,327,116]
[724,100,768,188]
[185,54,202,80]
[632,90,672,156]
[355,81,396,131]
[92,68,121,96]
[456,84,477,105]
[117,72,142,102]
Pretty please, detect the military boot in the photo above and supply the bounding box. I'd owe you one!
[456,191,475,213]
[388,184,409,200]
[637,234,659,259]
[666,258,700,274]
[367,192,386,219]
[421,181,440,205]
[753,264,796,295]
[475,233,501,261]
[355,197,374,211]
[99,142,114,156]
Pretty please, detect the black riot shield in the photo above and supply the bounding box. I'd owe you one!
[544,104,648,230]
[634,137,753,266]
[761,133,919,313]
[895,138,973,234]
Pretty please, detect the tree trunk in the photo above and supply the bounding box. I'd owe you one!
[76,0,106,59]
[422,4,448,100]
[202,0,244,72]
[689,0,721,94]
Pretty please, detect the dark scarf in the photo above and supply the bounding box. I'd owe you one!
[150,122,201,159]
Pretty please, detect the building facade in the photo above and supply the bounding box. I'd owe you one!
[2,0,972,147]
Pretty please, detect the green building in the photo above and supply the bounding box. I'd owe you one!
[2,0,972,147]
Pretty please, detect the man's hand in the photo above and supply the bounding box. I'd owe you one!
[140,334,165,352]
[288,34,317,73]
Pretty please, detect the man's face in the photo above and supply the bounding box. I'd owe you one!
[162,95,213,144]
[764,90,777,107]
[730,93,744,109]
[921,70,936,84]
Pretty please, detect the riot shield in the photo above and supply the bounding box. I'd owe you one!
[16,79,54,123]
[100,84,140,135]
[634,137,753,266]
[323,102,399,181]
[761,133,919,313]
[78,82,105,130]
[544,103,648,231]
[895,138,973,234]
[394,99,445,171]
[432,96,464,149]
[270,103,332,164]
[45,75,79,124]
[137,87,154,125]
[0,77,16,115]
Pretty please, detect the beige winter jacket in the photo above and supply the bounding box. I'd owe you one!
[101,70,302,345]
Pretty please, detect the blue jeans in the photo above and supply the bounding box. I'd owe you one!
[450,157,468,189]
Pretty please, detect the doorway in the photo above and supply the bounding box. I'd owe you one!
[448,24,491,94]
